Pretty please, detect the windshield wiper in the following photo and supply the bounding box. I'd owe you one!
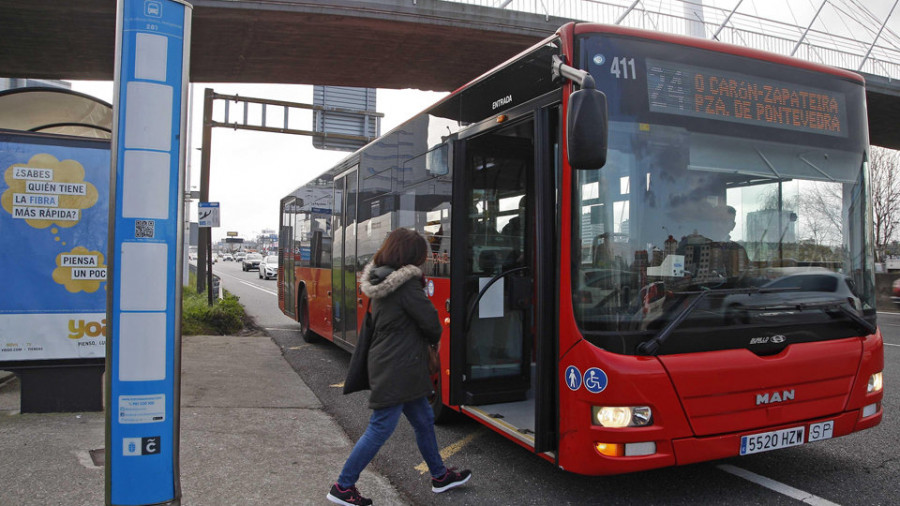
[792,299,877,335]
[635,286,797,356]
[636,290,710,356]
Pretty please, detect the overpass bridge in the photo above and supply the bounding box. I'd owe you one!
[1,0,899,147]
[0,0,566,90]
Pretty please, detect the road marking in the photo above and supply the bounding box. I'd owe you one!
[717,464,841,506]
[215,270,277,294]
[236,279,277,296]
[884,342,900,347]
[415,428,487,475]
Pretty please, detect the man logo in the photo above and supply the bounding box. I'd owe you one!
[756,390,795,405]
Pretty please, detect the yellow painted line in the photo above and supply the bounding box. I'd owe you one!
[415,428,487,474]
[330,382,345,388]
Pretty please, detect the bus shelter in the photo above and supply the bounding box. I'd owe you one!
[0,87,112,412]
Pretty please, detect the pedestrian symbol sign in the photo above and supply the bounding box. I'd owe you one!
[565,366,582,391]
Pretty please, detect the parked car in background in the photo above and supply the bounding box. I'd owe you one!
[259,255,278,280]
[722,270,862,324]
[242,253,263,271]
[892,278,900,308]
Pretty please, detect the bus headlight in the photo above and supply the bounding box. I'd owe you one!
[592,406,653,427]
[868,372,883,393]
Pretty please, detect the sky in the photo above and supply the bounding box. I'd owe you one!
[726,0,899,37]
[67,0,900,245]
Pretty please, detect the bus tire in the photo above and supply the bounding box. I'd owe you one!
[429,371,454,424]
[298,287,318,343]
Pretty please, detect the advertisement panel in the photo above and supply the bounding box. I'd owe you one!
[0,131,110,364]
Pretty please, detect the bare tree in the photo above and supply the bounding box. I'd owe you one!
[869,146,900,263]
[748,147,899,265]
[799,180,842,247]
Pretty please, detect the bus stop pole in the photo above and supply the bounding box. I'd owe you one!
[197,88,213,300]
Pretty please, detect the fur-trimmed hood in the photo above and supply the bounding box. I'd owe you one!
[359,262,423,299]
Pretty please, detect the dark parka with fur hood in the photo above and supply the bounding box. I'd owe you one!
[360,261,442,409]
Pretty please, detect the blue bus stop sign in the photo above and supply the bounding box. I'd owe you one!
[106,1,191,504]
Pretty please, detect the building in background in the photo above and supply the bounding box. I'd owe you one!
[0,78,71,91]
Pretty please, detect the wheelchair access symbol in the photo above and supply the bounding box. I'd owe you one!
[583,368,608,394]
[564,366,582,391]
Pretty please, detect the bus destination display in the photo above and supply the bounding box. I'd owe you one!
[646,58,847,137]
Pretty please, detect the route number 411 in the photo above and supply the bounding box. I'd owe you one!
[610,57,637,80]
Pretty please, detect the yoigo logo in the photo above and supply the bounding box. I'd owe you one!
[68,318,107,340]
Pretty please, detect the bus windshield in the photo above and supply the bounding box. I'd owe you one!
[571,33,874,355]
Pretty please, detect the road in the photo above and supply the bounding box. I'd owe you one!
[214,259,899,505]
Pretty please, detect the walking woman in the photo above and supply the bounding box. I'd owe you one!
[327,228,472,506]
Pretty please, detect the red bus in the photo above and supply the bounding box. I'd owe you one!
[278,22,883,475]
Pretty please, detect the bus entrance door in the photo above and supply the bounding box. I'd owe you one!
[279,196,298,318]
[450,119,534,410]
[332,168,359,349]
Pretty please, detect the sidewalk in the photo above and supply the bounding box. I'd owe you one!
[0,335,409,505]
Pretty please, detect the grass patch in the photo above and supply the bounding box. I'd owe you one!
[182,272,246,335]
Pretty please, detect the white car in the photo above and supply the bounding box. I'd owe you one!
[259,255,278,280]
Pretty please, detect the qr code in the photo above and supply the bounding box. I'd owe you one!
[135,220,155,238]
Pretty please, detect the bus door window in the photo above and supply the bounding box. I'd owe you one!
[279,197,296,315]
[462,119,533,401]
[332,168,359,347]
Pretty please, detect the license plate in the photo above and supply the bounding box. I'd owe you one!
[740,426,805,456]
[807,420,835,443]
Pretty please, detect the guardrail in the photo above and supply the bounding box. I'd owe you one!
[188,263,222,300]
[447,0,900,79]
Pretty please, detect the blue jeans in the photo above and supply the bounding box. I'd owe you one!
[337,396,447,487]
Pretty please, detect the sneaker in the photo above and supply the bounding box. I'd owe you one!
[431,467,472,493]
[327,483,373,506]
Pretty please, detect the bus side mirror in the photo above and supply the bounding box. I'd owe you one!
[567,87,608,170]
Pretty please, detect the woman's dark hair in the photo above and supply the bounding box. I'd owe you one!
[373,228,428,268]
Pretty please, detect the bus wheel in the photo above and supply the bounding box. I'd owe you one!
[298,288,318,343]
[429,371,454,424]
